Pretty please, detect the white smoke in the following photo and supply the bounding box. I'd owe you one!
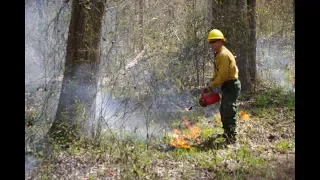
[256,36,295,92]
[25,1,70,176]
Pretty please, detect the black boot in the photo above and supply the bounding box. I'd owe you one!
[223,131,236,145]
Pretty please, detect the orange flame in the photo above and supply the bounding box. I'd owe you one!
[238,110,251,120]
[169,116,201,149]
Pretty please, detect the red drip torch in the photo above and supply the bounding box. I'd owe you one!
[199,89,221,107]
[186,89,221,111]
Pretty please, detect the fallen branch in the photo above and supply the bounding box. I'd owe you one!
[125,50,145,70]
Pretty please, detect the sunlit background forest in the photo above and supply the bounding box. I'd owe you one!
[25,0,294,179]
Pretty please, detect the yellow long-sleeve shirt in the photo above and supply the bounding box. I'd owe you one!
[209,45,239,89]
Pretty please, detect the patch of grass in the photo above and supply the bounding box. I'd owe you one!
[275,139,294,153]
[170,148,191,156]
[41,174,48,180]
[236,146,250,162]
[200,126,223,139]
[252,86,295,109]
[200,128,215,139]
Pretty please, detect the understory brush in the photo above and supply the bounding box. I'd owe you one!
[26,86,295,180]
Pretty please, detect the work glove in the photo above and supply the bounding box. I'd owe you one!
[203,86,220,94]
[205,78,214,87]
[203,86,213,93]
[212,86,221,93]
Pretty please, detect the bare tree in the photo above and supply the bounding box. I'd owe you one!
[48,0,107,142]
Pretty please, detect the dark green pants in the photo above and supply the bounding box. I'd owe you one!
[220,79,241,139]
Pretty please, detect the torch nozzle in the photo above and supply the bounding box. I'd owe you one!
[185,104,199,111]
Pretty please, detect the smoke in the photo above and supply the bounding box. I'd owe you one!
[25,153,39,177]
[256,36,295,91]
[25,2,43,91]
[94,79,216,141]
[95,89,164,140]
[25,1,70,176]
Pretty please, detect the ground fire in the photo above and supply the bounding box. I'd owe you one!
[170,110,251,149]
[169,116,201,149]
[238,110,250,120]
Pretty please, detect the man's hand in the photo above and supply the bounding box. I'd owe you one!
[205,78,214,86]
[203,86,220,94]
[203,87,213,93]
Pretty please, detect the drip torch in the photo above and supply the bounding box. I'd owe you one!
[186,89,221,111]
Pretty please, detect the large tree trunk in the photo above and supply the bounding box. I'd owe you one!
[48,0,106,142]
[235,0,253,92]
[247,0,257,91]
[211,0,253,92]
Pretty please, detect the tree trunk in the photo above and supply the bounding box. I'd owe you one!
[210,0,253,92]
[48,0,106,142]
[235,0,253,92]
[247,0,257,91]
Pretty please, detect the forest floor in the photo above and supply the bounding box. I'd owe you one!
[25,85,295,180]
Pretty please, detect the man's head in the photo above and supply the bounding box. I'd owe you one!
[207,29,226,52]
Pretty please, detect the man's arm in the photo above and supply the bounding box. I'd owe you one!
[209,54,229,89]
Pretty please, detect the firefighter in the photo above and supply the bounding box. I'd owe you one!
[204,29,241,144]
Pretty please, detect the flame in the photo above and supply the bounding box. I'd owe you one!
[169,116,201,149]
[238,110,251,120]
[170,129,190,149]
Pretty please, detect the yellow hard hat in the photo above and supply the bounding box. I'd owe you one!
[207,29,226,42]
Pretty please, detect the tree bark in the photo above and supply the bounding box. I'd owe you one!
[210,0,253,92]
[235,0,253,92]
[48,0,106,142]
[247,0,257,91]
